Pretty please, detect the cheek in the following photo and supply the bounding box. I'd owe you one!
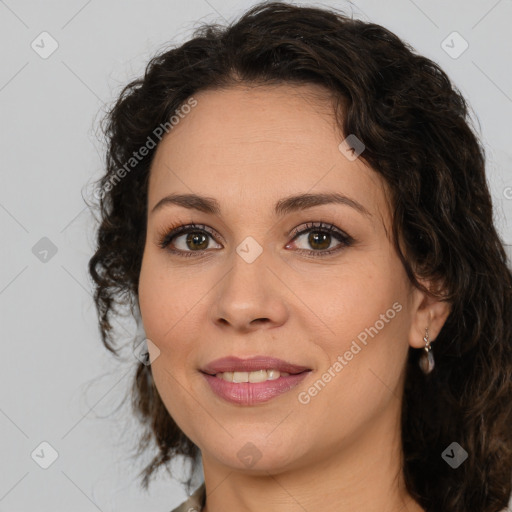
[316,251,411,375]
[138,255,202,437]
[138,251,205,397]
[297,274,410,444]
[138,256,164,339]
[138,251,192,342]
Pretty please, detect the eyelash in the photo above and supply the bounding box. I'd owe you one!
[156,221,355,259]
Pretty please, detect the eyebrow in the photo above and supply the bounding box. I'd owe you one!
[150,192,372,218]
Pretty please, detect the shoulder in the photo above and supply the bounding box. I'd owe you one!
[169,483,206,512]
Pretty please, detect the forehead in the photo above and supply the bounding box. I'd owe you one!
[147,84,389,224]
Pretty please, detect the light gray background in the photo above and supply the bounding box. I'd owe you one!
[1,1,511,511]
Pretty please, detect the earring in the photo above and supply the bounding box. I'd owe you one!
[419,327,435,374]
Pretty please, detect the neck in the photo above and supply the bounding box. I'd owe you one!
[200,401,424,512]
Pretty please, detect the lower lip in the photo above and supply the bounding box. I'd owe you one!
[202,371,310,405]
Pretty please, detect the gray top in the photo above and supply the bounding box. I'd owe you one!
[170,483,206,512]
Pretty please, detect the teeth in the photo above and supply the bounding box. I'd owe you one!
[215,369,291,382]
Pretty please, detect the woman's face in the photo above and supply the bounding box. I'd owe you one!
[138,83,435,475]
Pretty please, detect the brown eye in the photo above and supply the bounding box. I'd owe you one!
[157,221,354,259]
[306,231,332,251]
[183,232,210,251]
[288,221,354,257]
[157,224,222,257]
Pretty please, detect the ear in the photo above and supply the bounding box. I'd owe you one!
[408,280,452,349]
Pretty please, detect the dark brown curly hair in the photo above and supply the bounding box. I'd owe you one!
[87,2,512,511]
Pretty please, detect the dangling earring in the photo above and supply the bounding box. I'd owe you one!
[419,327,435,374]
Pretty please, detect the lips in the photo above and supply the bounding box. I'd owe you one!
[200,355,311,376]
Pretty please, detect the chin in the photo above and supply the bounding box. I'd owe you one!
[205,435,306,474]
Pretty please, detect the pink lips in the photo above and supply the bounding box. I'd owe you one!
[201,355,311,375]
[200,355,311,406]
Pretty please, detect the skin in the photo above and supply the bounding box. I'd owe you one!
[138,83,451,512]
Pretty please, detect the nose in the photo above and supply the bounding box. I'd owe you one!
[210,252,289,333]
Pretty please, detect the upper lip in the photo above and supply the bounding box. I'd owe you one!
[201,356,311,375]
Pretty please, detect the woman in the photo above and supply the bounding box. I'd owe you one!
[88,2,512,511]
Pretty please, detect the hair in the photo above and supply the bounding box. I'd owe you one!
[87,2,512,510]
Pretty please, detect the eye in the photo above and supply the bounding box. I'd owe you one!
[157,223,221,257]
[156,221,354,258]
[286,221,354,258]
